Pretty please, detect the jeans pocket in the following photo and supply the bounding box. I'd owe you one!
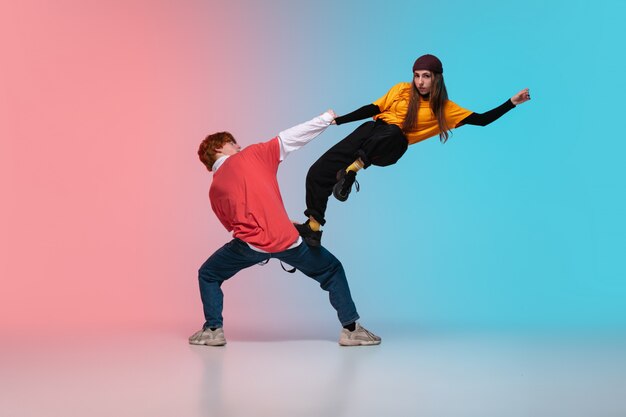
[228,238,248,255]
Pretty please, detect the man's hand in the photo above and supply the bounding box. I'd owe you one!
[326,109,337,124]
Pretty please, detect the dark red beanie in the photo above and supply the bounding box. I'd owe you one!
[412,54,443,73]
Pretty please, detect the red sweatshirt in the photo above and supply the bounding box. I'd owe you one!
[209,138,298,252]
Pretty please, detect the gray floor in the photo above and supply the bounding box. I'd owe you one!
[2,327,625,417]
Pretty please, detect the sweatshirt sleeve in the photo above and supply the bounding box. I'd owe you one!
[277,111,335,160]
[458,99,515,127]
[334,104,381,125]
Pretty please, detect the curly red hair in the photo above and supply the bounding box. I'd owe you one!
[198,132,237,171]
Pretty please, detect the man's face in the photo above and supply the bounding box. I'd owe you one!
[216,141,241,156]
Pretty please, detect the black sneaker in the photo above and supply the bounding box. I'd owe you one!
[293,221,322,247]
[332,170,359,202]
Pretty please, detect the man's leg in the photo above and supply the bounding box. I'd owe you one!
[276,243,360,327]
[198,239,268,329]
[276,243,381,345]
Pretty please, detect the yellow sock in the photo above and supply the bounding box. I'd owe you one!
[308,217,321,231]
[346,158,364,173]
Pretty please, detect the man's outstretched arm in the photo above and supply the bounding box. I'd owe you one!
[278,110,336,160]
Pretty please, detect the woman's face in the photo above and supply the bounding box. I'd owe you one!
[413,70,433,96]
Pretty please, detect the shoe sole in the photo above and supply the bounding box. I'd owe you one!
[339,339,381,346]
[333,170,353,202]
[332,182,350,202]
[189,339,227,346]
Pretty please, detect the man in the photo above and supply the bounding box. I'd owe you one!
[189,110,380,347]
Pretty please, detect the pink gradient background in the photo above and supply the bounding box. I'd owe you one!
[1,1,345,336]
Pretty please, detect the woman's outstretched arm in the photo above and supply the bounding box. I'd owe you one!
[458,88,530,127]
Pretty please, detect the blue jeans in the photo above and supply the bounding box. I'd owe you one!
[198,239,360,328]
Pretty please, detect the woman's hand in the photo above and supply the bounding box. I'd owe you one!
[511,88,531,105]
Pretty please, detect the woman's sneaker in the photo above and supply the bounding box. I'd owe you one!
[339,323,381,346]
[293,221,323,247]
[332,170,359,202]
[188,327,226,346]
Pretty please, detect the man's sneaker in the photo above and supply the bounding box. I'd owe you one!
[332,169,359,202]
[293,221,322,247]
[189,327,226,346]
[339,323,381,346]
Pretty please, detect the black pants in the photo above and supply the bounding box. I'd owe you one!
[304,120,408,225]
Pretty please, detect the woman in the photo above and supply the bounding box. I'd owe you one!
[295,54,531,246]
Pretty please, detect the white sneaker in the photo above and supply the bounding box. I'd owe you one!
[339,323,381,346]
[189,327,227,346]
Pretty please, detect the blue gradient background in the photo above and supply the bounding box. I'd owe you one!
[2,0,625,336]
[255,0,626,331]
